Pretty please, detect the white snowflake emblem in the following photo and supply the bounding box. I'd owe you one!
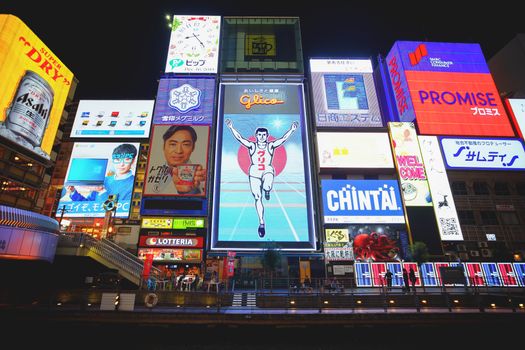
[168,84,201,113]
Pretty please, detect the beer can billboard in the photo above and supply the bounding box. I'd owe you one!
[0,15,74,160]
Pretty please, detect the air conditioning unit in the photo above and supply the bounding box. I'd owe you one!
[470,250,480,257]
[478,241,488,248]
[458,252,469,261]
[481,249,492,258]
[457,244,467,252]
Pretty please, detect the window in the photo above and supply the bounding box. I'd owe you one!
[494,182,510,195]
[473,181,489,195]
[457,210,476,225]
[480,211,498,225]
[500,212,520,225]
[451,181,468,195]
[516,182,525,196]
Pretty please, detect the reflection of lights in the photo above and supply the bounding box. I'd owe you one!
[272,119,283,129]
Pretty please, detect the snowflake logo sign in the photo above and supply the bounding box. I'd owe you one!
[168,84,201,113]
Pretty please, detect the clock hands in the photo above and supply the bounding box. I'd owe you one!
[185,33,205,48]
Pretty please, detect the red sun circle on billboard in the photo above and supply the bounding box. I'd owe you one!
[237,136,287,176]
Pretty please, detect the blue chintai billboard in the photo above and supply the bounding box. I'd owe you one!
[322,180,405,224]
[211,83,316,251]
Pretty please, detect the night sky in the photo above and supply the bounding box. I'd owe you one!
[2,1,523,100]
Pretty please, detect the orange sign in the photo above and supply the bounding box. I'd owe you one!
[240,94,284,110]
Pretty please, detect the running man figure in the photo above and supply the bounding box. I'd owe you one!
[225,119,298,238]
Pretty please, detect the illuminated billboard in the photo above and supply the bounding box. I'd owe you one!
[418,136,463,241]
[389,122,432,206]
[440,137,525,170]
[0,15,74,160]
[506,99,525,139]
[138,236,203,248]
[143,125,209,197]
[138,248,202,262]
[211,83,316,251]
[70,100,154,138]
[56,142,139,218]
[386,41,514,136]
[153,77,216,125]
[165,15,221,74]
[309,59,383,127]
[321,180,405,224]
[317,132,393,169]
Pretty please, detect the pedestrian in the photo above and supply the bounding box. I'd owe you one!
[409,267,417,292]
[385,269,393,291]
[402,268,410,292]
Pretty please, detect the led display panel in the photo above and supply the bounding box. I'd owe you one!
[165,15,221,74]
[70,100,154,138]
[56,142,139,218]
[497,262,519,287]
[440,137,525,170]
[321,180,405,224]
[153,77,215,125]
[386,41,514,136]
[316,132,393,169]
[354,262,372,287]
[309,59,383,127]
[0,15,74,160]
[211,83,316,251]
[143,125,209,197]
[389,122,432,206]
[418,136,464,241]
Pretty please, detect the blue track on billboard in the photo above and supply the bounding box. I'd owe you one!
[321,180,405,224]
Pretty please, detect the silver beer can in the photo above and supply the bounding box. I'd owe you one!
[5,70,54,147]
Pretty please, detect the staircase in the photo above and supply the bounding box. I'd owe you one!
[231,292,257,307]
[56,232,163,286]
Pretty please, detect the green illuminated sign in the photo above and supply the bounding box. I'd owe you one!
[172,218,205,229]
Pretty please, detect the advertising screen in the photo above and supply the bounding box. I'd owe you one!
[309,59,383,128]
[389,122,432,206]
[506,98,525,139]
[481,262,502,287]
[513,263,525,287]
[418,136,464,241]
[465,262,485,286]
[70,100,154,138]
[143,125,209,197]
[56,142,139,218]
[137,248,202,262]
[0,15,74,160]
[386,41,514,136]
[316,132,394,169]
[354,262,372,287]
[497,262,518,287]
[138,236,203,248]
[419,262,438,286]
[165,15,221,74]
[321,180,405,224]
[211,83,316,251]
[440,137,525,170]
[153,77,215,125]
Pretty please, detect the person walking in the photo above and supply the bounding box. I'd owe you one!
[385,269,393,291]
[402,268,410,293]
[409,267,417,292]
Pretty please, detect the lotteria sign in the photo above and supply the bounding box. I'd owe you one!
[321,180,405,224]
[139,236,203,248]
[386,41,514,137]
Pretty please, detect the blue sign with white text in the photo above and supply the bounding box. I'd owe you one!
[321,180,405,224]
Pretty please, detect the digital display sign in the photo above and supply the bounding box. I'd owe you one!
[153,77,216,125]
[309,59,383,128]
[165,15,221,74]
[317,132,393,169]
[440,137,525,170]
[211,83,316,251]
[141,218,173,229]
[506,99,525,139]
[389,122,431,206]
[418,136,464,241]
[70,100,154,138]
[143,125,210,197]
[138,248,202,262]
[0,15,74,160]
[386,41,514,136]
[56,142,139,218]
[321,180,405,224]
[138,236,203,248]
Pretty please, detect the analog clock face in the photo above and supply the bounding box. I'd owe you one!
[165,15,221,73]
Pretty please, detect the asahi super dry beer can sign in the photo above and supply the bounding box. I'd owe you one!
[0,15,74,160]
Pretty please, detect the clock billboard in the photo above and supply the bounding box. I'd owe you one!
[165,15,221,74]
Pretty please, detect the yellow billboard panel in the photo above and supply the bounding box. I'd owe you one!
[141,217,173,229]
[0,15,74,160]
[245,35,276,57]
[325,228,349,243]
